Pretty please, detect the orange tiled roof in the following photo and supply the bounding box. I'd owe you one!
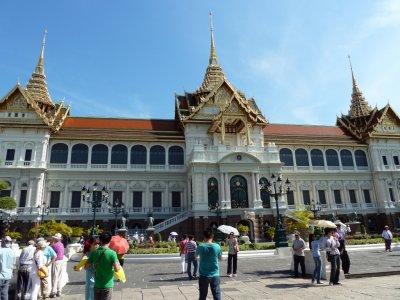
[264,124,348,137]
[62,117,180,132]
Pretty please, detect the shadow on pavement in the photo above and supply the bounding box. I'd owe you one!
[242,270,292,278]
[66,281,86,286]
[152,272,183,276]
[149,277,192,283]
[266,283,312,289]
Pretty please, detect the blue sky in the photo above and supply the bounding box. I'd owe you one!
[1,0,400,125]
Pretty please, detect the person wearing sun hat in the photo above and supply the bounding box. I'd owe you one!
[50,233,65,298]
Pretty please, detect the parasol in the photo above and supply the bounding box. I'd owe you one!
[309,220,337,228]
[170,232,178,236]
[109,235,129,255]
[217,225,239,236]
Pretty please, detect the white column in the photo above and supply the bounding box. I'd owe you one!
[88,144,92,167]
[63,183,69,211]
[146,182,150,212]
[251,173,256,207]
[255,173,261,201]
[107,144,112,169]
[67,142,72,166]
[220,173,225,203]
[125,182,130,208]
[224,173,231,208]
[165,182,169,212]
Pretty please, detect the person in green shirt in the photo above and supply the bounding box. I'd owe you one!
[86,232,120,300]
[196,230,222,300]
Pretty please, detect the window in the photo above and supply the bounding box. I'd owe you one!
[92,191,103,208]
[333,190,342,204]
[24,149,32,161]
[14,112,18,117]
[389,188,395,202]
[71,144,89,164]
[71,191,81,208]
[131,145,147,164]
[50,143,68,163]
[279,148,294,166]
[363,190,371,203]
[49,191,60,208]
[113,191,123,206]
[287,190,295,205]
[295,149,309,166]
[326,149,339,166]
[310,149,324,166]
[259,177,271,208]
[382,156,388,166]
[5,149,15,161]
[394,156,400,166]
[91,144,108,164]
[349,190,357,204]
[340,150,354,167]
[302,190,311,205]
[133,192,142,207]
[208,177,219,208]
[172,191,181,207]
[150,145,165,165]
[168,146,184,165]
[111,145,128,164]
[318,190,326,205]
[0,189,11,198]
[19,190,27,207]
[355,150,368,167]
[152,191,162,207]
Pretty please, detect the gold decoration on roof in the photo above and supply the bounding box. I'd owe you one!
[26,29,53,106]
[347,56,372,118]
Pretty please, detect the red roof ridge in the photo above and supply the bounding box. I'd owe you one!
[268,123,339,128]
[68,116,176,122]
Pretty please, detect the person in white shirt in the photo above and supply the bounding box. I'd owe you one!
[325,229,341,285]
[310,234,324,284]
[382,225,393,252]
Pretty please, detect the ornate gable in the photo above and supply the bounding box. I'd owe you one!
[370,105,400,137]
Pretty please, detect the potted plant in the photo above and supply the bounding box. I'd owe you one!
[237,224,251,244]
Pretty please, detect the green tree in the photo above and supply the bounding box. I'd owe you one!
[0,181,17,210]
[284,210,313,237]
[29,220,73,238]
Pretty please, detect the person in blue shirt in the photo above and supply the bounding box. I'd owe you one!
[196,230,222,300]
[0,236,16,300]
[36,237,56,298]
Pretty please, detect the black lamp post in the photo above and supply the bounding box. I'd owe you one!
[81,182,109,236]
[309,199,321,218]
[37,204,50,225]
[259,174,291,248]
[208,202,225,225]
[110,198,129,234]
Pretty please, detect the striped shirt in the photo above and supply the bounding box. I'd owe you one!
[185,241,197,253]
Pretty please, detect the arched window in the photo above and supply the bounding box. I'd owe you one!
[340,149,354,167]
[91,144,108,164]
[355,150,368,167]
[295,149,309,166]
[208,177,219,209]
[131,145,147,164]
[71,144,88,164]
[168,146,184,165]
[279,148,293,166]
[326,149,339,166]
[259,177,271,208]
[150,145,165,165]
[50,143,68,163]
[230,175,248,208]
[310,149,324,166]
[111,144,128,164]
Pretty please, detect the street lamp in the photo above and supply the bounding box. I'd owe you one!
[109,198,129,233]
[208,202,223,225]
[259,174,291,248]
[81,182,109,236]
[309,199,321,218]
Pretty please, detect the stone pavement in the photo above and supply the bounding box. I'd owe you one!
[60,275,400,299]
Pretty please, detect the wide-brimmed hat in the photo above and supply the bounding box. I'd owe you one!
[3,236,12,243]
[52,233,62,240]
[36,240,47,248]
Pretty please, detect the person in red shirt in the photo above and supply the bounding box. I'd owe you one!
[179,235,188,274]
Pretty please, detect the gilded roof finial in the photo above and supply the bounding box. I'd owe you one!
[347,55,372,118]
[34,29,47,75]
[209,11,218,66]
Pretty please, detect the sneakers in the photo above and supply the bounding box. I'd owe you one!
[233,274,237,277]
[228,274,233,278]
[317,281,324,284]
[56,292,62,297]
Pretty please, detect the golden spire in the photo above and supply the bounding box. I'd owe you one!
[26,29,53,105]
[197,12,224,93]
[347,55,371,118]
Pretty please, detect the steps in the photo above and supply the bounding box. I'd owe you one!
[153,211,190,234]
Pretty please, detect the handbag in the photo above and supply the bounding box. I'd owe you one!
[35,258,48,279]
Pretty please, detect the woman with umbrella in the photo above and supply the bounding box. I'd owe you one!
[109,229,129,267]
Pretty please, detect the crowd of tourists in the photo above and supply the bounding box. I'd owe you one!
[0,233,67,300]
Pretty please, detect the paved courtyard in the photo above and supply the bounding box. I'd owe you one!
[61,249,400,299]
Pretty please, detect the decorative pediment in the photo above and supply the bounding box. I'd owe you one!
[130,181,146,190]
[109,181,126,190]
[149,181,165,190]
[218,152,260,164]
[371,105,400,136]
[315,181,327,190]
[48,180,65,190]
[299,182,312,190]
[330,181,343,189]
[169,181,185,191]
[345,181,358,189]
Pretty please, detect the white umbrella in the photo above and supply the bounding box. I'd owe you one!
[170,232,178,236]
[309,220,337,228]
[217,225,239,236]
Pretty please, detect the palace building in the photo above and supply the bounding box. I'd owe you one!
[1,25,400,240]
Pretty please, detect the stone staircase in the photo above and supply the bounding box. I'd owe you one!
[154,210,190,234]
